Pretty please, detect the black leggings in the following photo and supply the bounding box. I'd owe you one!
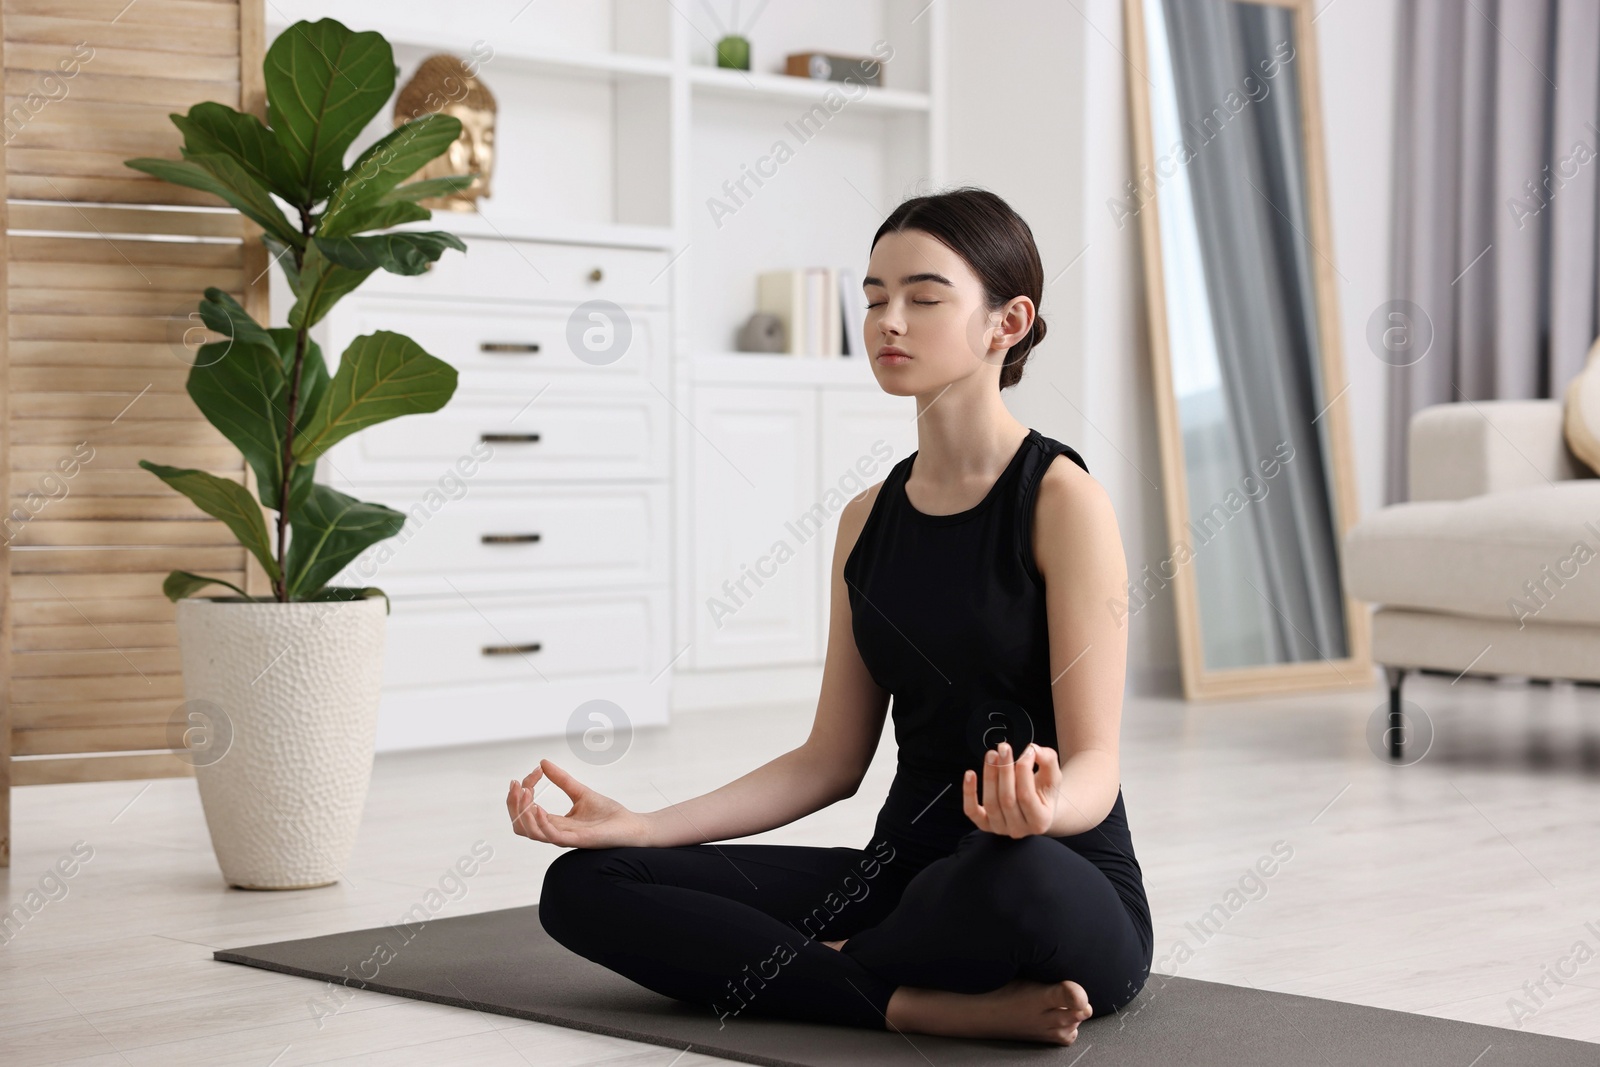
[538,826,1153,1031]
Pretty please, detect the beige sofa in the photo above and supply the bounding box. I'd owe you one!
[1342,399,1600,758]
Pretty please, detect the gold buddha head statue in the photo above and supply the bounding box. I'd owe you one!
[393,53,497,212]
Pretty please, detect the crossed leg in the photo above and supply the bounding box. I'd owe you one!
[538,828,1150,1043]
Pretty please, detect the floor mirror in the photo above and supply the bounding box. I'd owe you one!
[1122,0,1370,700]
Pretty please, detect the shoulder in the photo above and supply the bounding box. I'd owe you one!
[1032,450,1123,580]
[835,478,887,566]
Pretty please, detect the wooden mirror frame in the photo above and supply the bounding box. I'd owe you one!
[1122,0,1370,700]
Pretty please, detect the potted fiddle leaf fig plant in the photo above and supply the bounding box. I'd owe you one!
[125,18,476,890]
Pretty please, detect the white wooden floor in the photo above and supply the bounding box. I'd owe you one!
[5,670,1600,1064]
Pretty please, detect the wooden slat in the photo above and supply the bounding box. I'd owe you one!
[7,203,242,238]
[3,95,185,133]
[10,312,192,342]
[9,752,194,785]
[5,0,238,29]
[12,648,182,677]
[3,69,238,109]
[9,419,231,447]
[10,285,231,316]
[10,570,241,599]
[11,444,239,468]
[8,234,242,267]
[4,43,240,82]
[11,393,201,419]
[12,673,183,704]
[6,497,217,522]
[7,175,222,206]
[9,520,240,548]
[13,724,178,756]
[9,147,209,183]
[11,469,243,496]
[6,15,240,57]
[10,695,181,729]
[9,546,244,573]
[4,112,182,153]
[10,597,176,627]
[10,365,190,392]
[9,261,244,293]
[14,622,178,652]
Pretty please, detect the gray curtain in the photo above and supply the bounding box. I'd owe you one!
[1387,0,1600,504]
[1159,0,1349,664]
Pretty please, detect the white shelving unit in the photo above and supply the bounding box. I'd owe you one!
[264,0,945,746]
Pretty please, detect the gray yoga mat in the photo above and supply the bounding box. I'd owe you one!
[214,904,1598,1066]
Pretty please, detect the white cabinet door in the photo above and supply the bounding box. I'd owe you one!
[818,388,920,644]
[689,385,819,668]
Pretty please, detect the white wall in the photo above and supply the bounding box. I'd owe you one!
[945,0,1401,696]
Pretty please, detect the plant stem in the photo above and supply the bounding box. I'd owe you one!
[274,207,314,602]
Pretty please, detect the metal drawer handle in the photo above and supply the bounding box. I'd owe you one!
[483,642,542,656]
[481,533,542,544]
[589,267,603,282]
[480,341,541,354]
[480,432,540,444]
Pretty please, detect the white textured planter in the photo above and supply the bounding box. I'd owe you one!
[174,597,388,890]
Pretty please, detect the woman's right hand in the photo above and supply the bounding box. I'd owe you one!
[506,758,652,849]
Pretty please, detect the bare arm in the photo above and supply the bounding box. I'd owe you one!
[959,455,1129,838]
[1034,457,1129,837]
[509,486,891,850]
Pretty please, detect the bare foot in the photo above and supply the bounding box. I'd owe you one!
[886,977,1093,1045]
[823,938,848,951]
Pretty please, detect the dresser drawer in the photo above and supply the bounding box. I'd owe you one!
[339,485,669,594]
[381,588,666,689]
[355,235,671,308]
[324,386,669,483]
[329,298,665,390]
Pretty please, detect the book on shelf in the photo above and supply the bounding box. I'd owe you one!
[756,267,862,358]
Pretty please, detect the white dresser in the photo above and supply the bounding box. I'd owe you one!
[317,234,674,752]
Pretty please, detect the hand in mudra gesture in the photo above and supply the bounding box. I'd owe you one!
[506,758,650,849]
[963,740,1063,837]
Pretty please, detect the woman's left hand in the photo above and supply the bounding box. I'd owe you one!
[963,741,1062,837]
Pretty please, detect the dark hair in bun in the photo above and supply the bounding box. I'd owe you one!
[871,186,1046,390]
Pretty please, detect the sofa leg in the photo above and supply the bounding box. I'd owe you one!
[1383,665,1408,761]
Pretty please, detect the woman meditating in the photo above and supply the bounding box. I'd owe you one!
[507,187,1153,1047]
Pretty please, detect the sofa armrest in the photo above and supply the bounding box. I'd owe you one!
[1408,399,1584,502]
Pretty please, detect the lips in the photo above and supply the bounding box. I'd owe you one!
[877,346,909,362]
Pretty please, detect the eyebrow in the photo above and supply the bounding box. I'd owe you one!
[861,272,954,289]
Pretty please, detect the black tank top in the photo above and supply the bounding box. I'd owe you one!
[843,427,1152,945]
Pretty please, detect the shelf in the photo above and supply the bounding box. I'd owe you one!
[690,351,882,386]
[688,65,931,115]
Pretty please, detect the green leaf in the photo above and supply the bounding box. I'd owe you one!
[313,230,465,276]
[318,113,462,234]
[291,330,458,464]
[185,327,325,513]
[263,19,395,204]
[317,199,430,238]
[162,570,257,602]
[382,174,476,204]
[195,286,273,347]
[285,484,406,598]
[125,155,301,248]
[287,240,373,328]
[171,101,303,202]
[301,585,391,613]
[139,462,280,581]
[186,337,285,505]
[261,233,301,290]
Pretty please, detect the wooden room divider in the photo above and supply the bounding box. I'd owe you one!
[0,0,267,866]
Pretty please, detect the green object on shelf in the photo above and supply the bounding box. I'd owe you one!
[716,34,750,70]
